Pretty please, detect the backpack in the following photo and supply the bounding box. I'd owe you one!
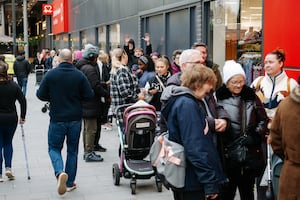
[149,133,186,189]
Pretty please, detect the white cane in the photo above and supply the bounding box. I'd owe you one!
[21,124,31,180]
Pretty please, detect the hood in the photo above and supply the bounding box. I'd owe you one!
[161,85,196,120]
[290,85,300,103]
[75,58,89,70]
[16,55,25,61]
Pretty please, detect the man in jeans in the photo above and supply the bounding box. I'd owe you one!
[13,50,31,96]
[36,48,93,195]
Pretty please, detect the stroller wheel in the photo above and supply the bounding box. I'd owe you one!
[130,179,136,195]
[41,106,47,113]
[112,163,120,186]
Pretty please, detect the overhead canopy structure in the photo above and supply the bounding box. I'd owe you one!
[0,34,21,43]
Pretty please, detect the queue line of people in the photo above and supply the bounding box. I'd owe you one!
[0,33,299,200]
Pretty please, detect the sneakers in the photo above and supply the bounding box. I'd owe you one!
[67,183,77,192]
[5,169,15,180]
[57,172,68,195]
[94,144,107,152]
[0,174,3,182]
[101,123,113,131]
[85,152,104,162]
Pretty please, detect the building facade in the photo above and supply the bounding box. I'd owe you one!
[51,0,299,81]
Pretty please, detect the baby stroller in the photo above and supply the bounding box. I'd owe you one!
[35,64,44,85]
[112,100,162,194]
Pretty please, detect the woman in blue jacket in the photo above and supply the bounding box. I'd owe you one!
[161,64,226,200]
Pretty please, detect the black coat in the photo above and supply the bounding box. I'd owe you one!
[13,56,31,78]
[76,59,109,118]
[216,85,268,171]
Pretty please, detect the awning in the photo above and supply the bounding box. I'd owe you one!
[0,35,21,43]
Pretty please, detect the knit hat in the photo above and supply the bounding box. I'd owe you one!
[223,60,246,84]
[83,44,99,59]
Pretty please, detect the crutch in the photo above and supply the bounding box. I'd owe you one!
[266,143,274,200]
[21,124,31,180]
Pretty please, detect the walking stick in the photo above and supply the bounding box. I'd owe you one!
[21,124,31,180]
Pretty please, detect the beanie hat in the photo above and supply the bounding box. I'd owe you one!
[223,60,245,84]
[74,50,83,60]
[83,44,99,59]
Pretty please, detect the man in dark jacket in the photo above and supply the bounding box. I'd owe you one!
[13,50,31,96]
[36,48,94,194]
[76,44,110,162]
[192,43,223,90]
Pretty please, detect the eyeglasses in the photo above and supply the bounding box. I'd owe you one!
[229,80,245,86]
[185,61,202,64]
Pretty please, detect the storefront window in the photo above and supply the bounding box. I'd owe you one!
[209,0,263,85]
[109,23,120,50]
[98,26,106,51]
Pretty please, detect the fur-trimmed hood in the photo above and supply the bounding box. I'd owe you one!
[290,85,300,103]
[216,84,256,101]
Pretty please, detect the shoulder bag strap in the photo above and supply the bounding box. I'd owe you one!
[156,75,165,90]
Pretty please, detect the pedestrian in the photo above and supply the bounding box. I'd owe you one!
[76,44,109,162]
[270,82,300,200]
[97,51,112,132]
[0,61,26,182]
[216,60,268,200]
[123,33,152,68]
[250,48,298,200]
[36,48,94,195]
[192,43,223,90]
[109,48,144,118]
[147,57,171,111]
[161,64,226,200]
[170,49,182,75]
[13,50,31,96]
[136,55,156,88]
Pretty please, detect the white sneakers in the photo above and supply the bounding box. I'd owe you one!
[57,172,68,195]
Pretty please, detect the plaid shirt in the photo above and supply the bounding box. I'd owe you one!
[110,67,139,114]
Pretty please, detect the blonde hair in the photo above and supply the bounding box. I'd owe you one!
[181,64,217,91]
[110,48,126,74]
[98,50,109,64]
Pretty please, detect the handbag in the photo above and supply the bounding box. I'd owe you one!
[225,136,247,163]
[149,133,186,189]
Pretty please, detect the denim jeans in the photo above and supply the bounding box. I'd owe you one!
[0,125,17,175]
[16,77,28,96]
[48,120,81,187]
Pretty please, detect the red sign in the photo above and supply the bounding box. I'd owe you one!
[264,0,300,80]
[52,0,69,35]
[42,4,53,15]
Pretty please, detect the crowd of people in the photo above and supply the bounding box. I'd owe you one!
[0,32,299,200]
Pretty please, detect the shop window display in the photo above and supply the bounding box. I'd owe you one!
[209,0,263,85]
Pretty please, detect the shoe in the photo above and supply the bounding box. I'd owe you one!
[67,183,77,192]
[94,144,107,152]
[101,123,113,131]
[0,174,3,182]
[57,172,68,195]
[5,170,15,180]
[85,152,104,162]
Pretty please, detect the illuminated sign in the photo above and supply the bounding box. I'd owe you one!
[52,0,69,34]
[42,4,53,15]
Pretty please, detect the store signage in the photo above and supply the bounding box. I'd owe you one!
[52,0,69,35]
[42,4,53,15]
